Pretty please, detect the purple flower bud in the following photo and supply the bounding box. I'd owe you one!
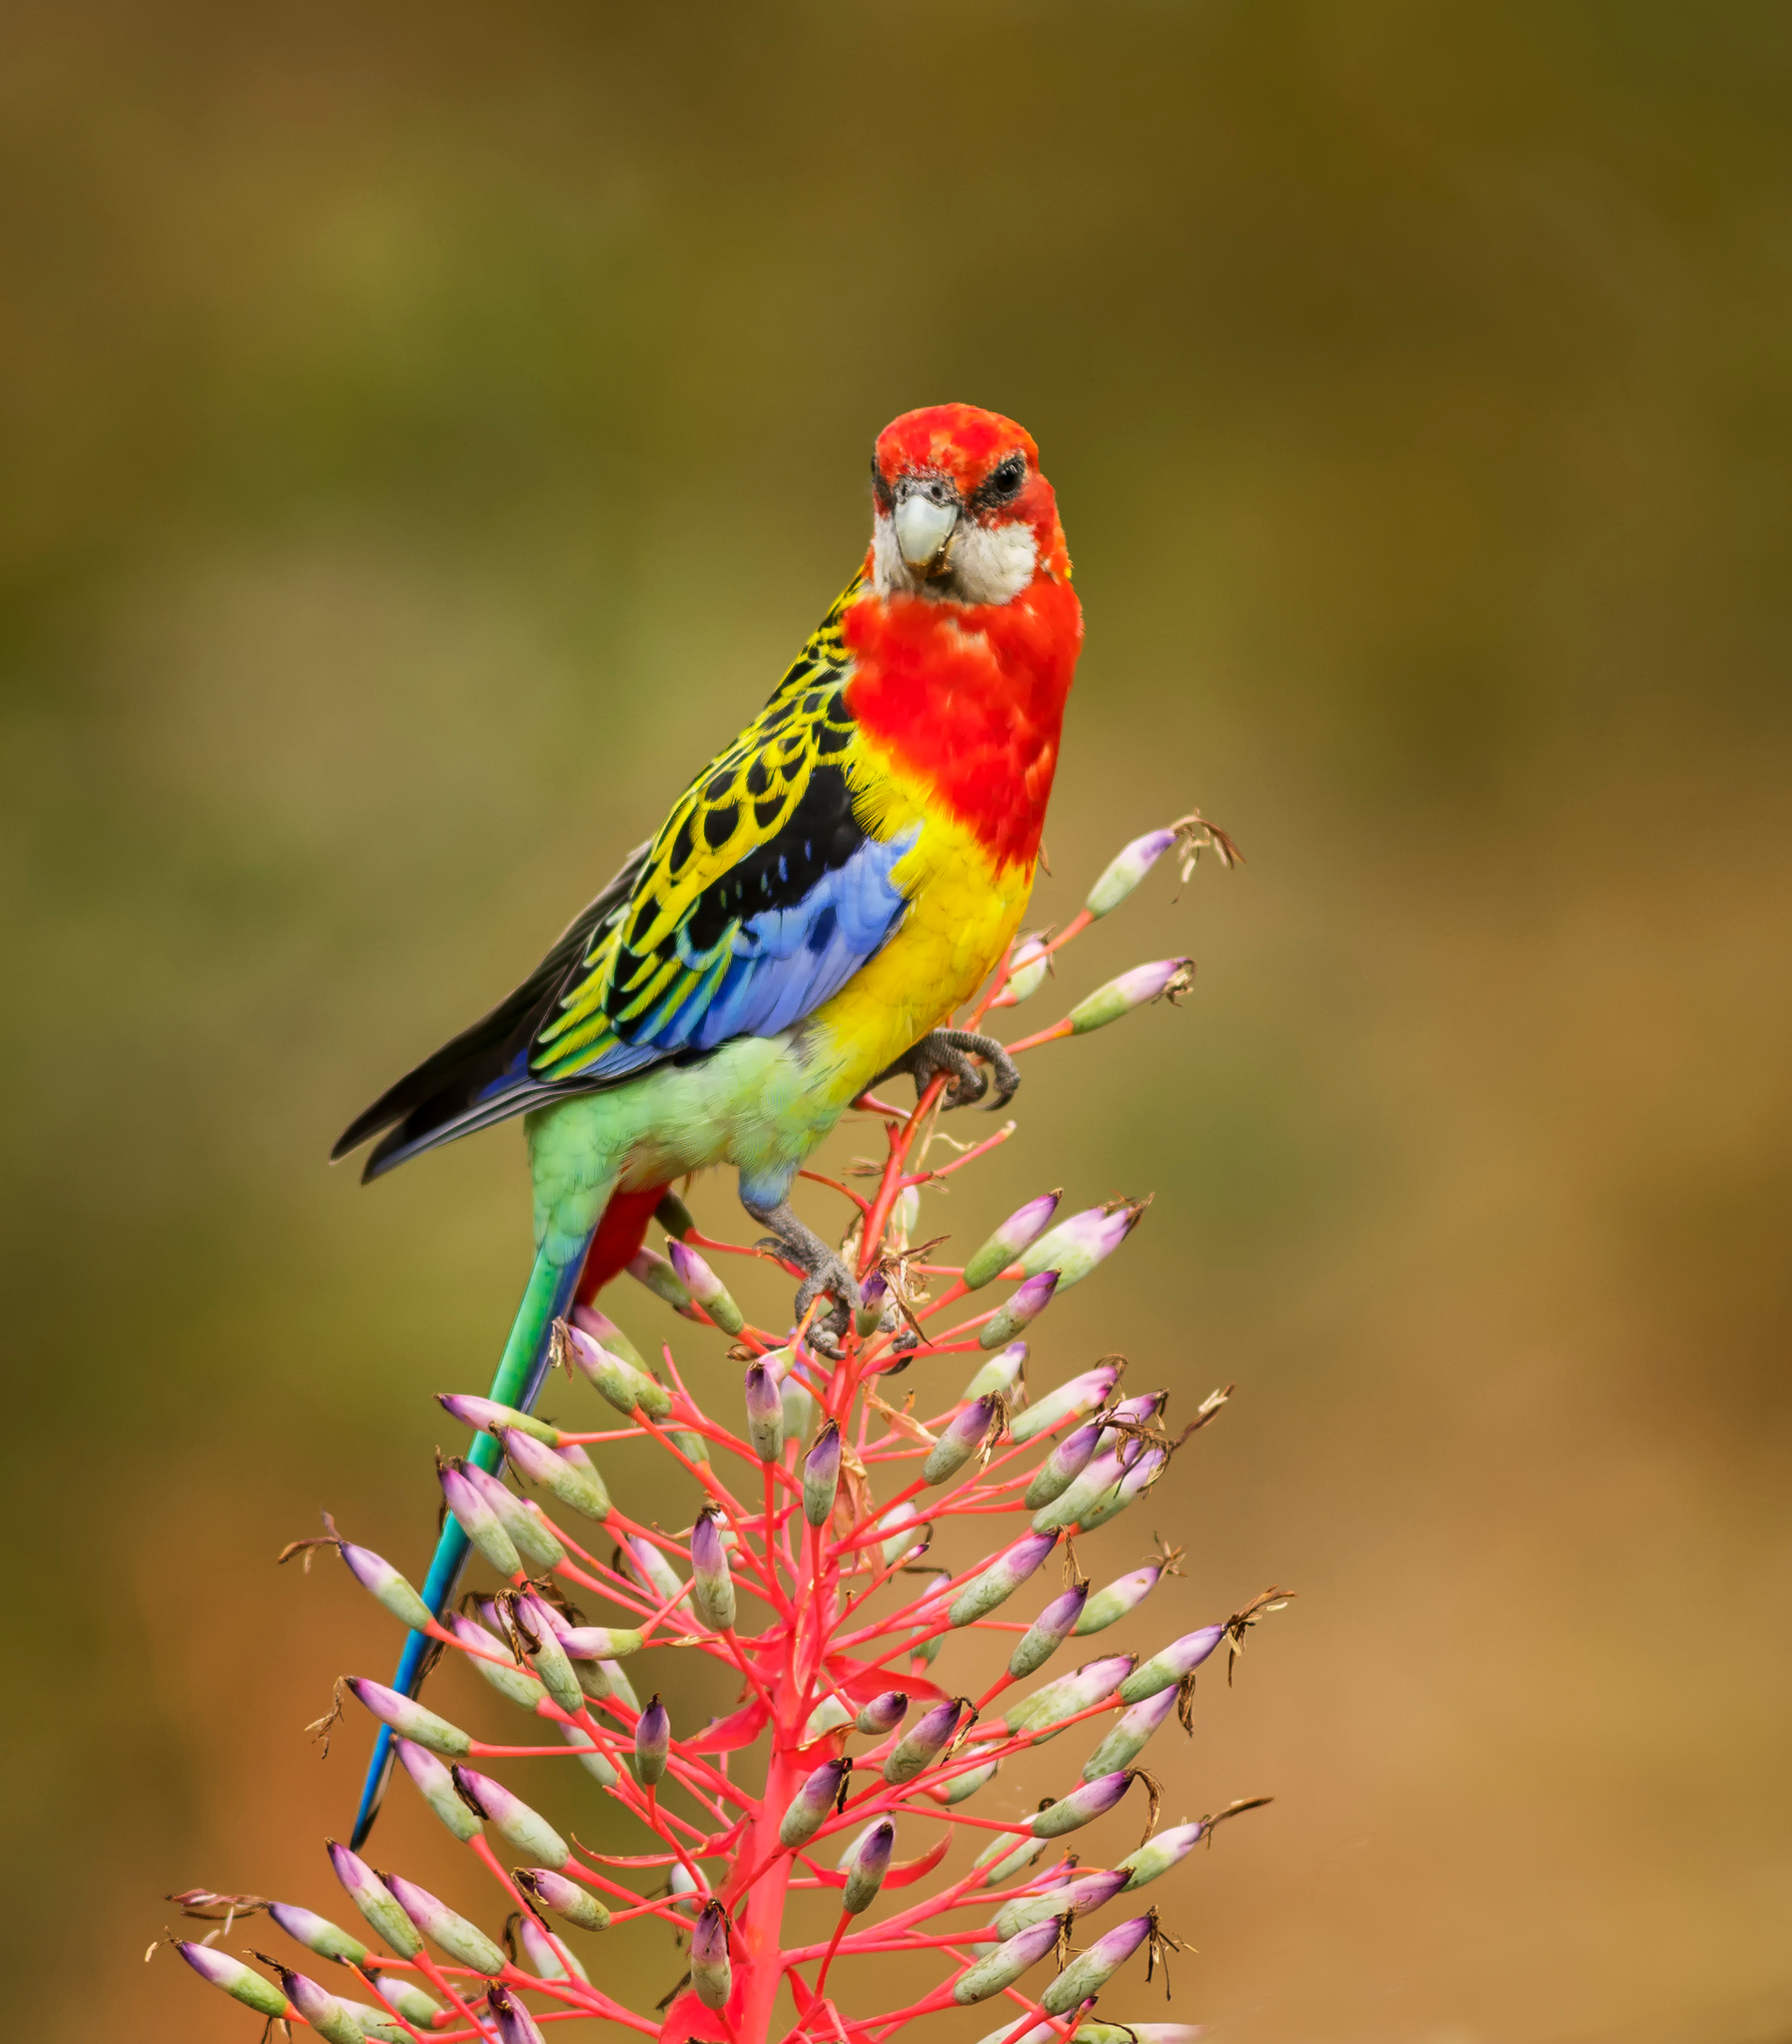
[1082,1682,1180,1779]
[1022,1417,1105,1506]
[266,1962,362,2044]
[1117,1817,1208,1891]
[569,1304,647,1368]
[1007,1360,1123,1444]
[438,1457,523,1577]
[449,1611,546,1711]
[1067,959,1195,1035]
[628,1244,699,1318]
[1117,1624,1226,1702]
[976,1269,1058,1350]
[923,1394,997,1484]
[1018,1201,1145,1292]
[1029,1767,1135,1837]
[951,1915,1062,2004]
[855,1690,908,1735]
[743,1360,785,1461]
[998,931,1051,1006]
[877,1500,930,1567]
[1030,1445,1125,1533]
[486,1983,548,2044]
[668,1240,746,1334]
[689,1506,736,1631]
[436,1392,561,1445]
[514,1866,611,1932]
[501,1425,611,1521]
[624,1534,685,1605]
[803,1421,842,1528]
[266,1901,369,1966]
[962,1192,1062,1291]
[842,1817,896,1913]
[937,1755,999,1804]
[1076,1443,1168,1533]
[780,1756,850,1846]
[396,1738,481,1842]
[176,1944,287,2019]
[1004,1655,1136,1741]
[883,1697,966,1784]
[963,1339,1027,1404]
[563,1322,673,1419]
[514,1910,587,1981]
[458,1458,564,1570]
[1009,1582,1089,1678]
[327,1839,422,1958]
[1041,1913,1155,2012]
[1110,1390,1167,1428]
[1085,827,1179,919]
[853,1268,890,1337]
[993,1864,1131,1940]
[365,1974,442,2027]
[635,1693,670,1785]
[512,1593,585,1714]
[1077,1563,1167,1635]
[335,1541,434,1632]
[382,1872,508,1975]
[949,1528,1058,1626]
[557,1622,644,1661]
[344,1678,471,1759]
[691,1899,734,2009]
[452,1764,570,1867]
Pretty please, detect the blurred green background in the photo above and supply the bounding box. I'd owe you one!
[4,3,1790,2040]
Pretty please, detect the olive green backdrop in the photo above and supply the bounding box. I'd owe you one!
[4,4,1789,2040]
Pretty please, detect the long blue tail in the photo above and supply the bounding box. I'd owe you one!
[349,1231,595,1847]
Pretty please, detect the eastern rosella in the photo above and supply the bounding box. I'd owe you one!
[334,403,1083,1839]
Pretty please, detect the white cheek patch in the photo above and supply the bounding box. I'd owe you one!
[870,510,1038,607]
[947,519,1038,607]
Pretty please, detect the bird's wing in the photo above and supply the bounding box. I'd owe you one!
[339,574,914,1178]
[529,571,914,1080]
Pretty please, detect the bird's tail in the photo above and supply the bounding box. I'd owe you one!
[348,1180,673,1848]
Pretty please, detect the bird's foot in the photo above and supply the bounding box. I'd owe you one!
[741,1194,862,1352]
[876,1028,1020,1111]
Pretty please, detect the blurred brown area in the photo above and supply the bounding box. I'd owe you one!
[4,2,1790,2040]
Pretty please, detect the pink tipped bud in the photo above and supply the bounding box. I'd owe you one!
[1076,1442,1168,1532]
[1022,1417,1105,1506]
[266,1962,362,2044]
[1004,1654,1136,1741]
[1018,1201,1145,1292]
[855,1690,908,1735]
[963,1339,1028,1404]
[779,1755,851,1846]
[884,1697,966,1784]
[951,1916,1063,2004]
[382,1872,507,1976]
[344,1677,470,1758]
[1008,1361,1123,1444]
[334,1539,434,1632]
[1067,958,1195,1035]
[449,1611,545,1712]
[569,1304,647,1367]
[689,1506,736,1631]
[628,1244,699,1318]
[743,1360,784,1461]
[690,1899,733,2009]
[460,1458,564,1570]
[976,1269,1058,1350]
[1030,1446,1126,1532]
[436,1392,561,1445]
[635,1693,671,1784]
[501,1425,611,1520]
[1117,1817,1209,1890]
[923,1394,998,1485]
[842,1817,896,1913]
[563,1321,673,1418]
[624,1534,685,1605]
[1030,1766,1135,1836]
[996,931,1051,1007]
[266,1901,368,1966]
[1085,827,1179,919]
[949,1528,1058,1626]
[514,1866,611,1931]
[1009,1582,1089,1678]
[327,1839,422,1958]
[993,1865,1131,1941]
[1077,1562,1168,1634]
[803,1421,842,1527]
[1118,1624,1226,1702]
[396,1738,481,1842]
[1041,1913,1154,2012]
[512,1593,585,1714]
[557,1622,644,1660]
[439,1459,523,1577]
[453,1764,570,1867]
[962,1191,1062,1290]
[1082,1682,1180,1778]
[176,1944,287,2019]
[486,1984,548,2044]
[668,1240,746,1334]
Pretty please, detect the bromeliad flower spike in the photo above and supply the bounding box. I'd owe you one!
[172,817,1283,2044]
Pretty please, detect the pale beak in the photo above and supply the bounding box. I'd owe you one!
[893,493,959,574]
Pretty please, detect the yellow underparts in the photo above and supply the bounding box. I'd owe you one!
[525,749,1030,1263]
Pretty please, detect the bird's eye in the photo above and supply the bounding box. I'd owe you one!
[986,455,1026,500]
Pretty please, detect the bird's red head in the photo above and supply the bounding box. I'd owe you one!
[869,403,1072,604]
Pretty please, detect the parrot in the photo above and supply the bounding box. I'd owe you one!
[332,402,1084,1840]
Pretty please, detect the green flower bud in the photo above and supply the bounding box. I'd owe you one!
[1065,959,1194,1036]
[1007,1361,1123,1444]
[963,1340,1028,1404]
[1081,1684,1179,1780]
[962,1194,1061,1291]
[453,1765,571,1868]
[396,1739,482,1842]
